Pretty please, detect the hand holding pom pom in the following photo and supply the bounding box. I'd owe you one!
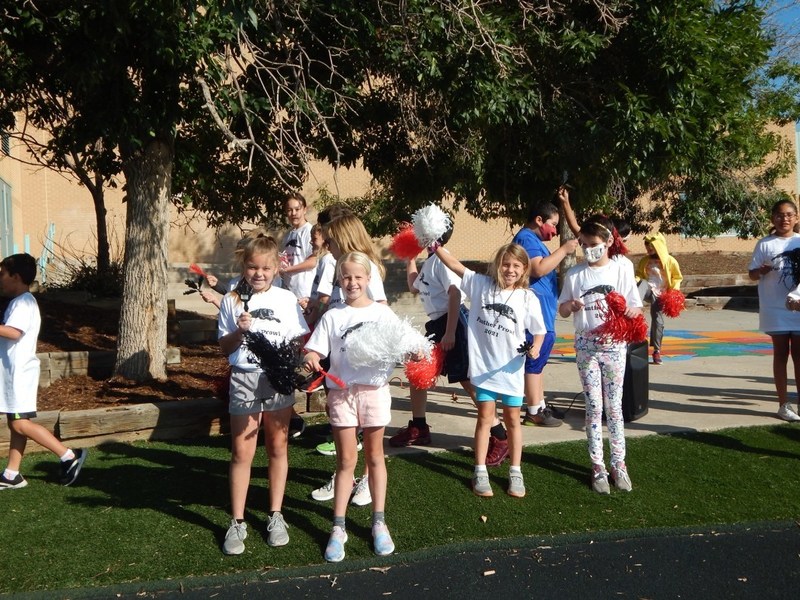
[405,344,445,390]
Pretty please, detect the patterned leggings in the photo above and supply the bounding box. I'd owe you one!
[575,336,627,471]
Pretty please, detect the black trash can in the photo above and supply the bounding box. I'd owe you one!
[622,340,649,422]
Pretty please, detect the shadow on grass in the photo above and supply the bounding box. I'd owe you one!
[663,427,800,461]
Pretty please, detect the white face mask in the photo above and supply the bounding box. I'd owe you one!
[583,243,606,263]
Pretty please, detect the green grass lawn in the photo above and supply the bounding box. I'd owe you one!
[1,423,799,594]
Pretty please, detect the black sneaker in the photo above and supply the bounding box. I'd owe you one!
[60,449,88,486]
[0,473,28,490]
[289,415,306,439]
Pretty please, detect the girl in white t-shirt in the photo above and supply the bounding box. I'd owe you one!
[280,193,317,303]
[217,235,310,555]
[304,252,399,563]
[748,199,800,422]
[434,243,546,499]
[558,220,643,495]
[304,223,336,328]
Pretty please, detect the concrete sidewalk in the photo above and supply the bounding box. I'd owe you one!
[383,305,786,456]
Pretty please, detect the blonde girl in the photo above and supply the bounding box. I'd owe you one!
[304,252,400,562]
[435,243,546,498]
[217,235,309,555]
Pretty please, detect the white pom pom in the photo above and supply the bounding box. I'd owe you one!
[345,318,432,371]
[412,205,451,247]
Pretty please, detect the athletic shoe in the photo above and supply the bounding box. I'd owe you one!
[222,520,247,555]
[522,406,563,427]
[591,466,610,495]
[652,351,663,365]
[472,472,493,497]
[372,520,395,556]
[611,464,633,492]
[507,472,526,498]
[324,525,348,562]
[350,475,372,506]
[389,421,432,447]
[485,436,509,467]
[289,414,306,439]
[316,435,363,456]
[311,473,337,501]
[267,512,290,547]
[0,473,28,490]
[777,402,800,422]
[60,449,87,486]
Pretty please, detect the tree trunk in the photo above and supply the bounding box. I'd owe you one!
[115,140,172,381]
[90,173,111,275]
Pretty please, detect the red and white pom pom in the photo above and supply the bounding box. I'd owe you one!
[345,318,432,371]
[412,204,451,247]
[389,224,423,260]
[189,263,208,278]
[405,343,445,390]
[659,289,686,318]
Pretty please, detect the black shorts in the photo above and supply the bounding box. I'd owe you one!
[425,306,469,384]
[5,412,36,421]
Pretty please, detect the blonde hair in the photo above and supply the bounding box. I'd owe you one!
[324,214,386,279]
[232,234,279,305]
[489,243,530,289]
[310,223,329,258]
[335,251,372,282]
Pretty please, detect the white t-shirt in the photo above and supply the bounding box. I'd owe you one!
[749,233,800,332]
[558,260,642,335]
[281,222,315,298]
[413,250,463,319]
[316,258,387,309]
[0,292,41,413]
[310,252,336,301]
[612,254,636,280]
[305,302,399,389]
[218,285,309,370]
[460,269,546,397]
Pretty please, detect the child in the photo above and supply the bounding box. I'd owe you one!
[0,253,87,490]
[749,199,800,422]
[635,232,683,365]
[280,192,317,302]
[390,222,483,450]
[512,197,580,428]
[303,223,336,328]
[309,213,386,505]
[303,251,401,562]
[558,220,643,494]
[217,235,309,555]
[434,242,546,498]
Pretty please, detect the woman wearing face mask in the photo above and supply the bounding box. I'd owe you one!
[512,200,580,431]
[558,219,643,495]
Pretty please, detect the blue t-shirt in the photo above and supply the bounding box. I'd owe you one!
[512,227,557,331]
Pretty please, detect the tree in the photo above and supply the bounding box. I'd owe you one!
[0,1,244,381]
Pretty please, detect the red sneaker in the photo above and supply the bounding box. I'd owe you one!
[389,421,432,447]
[652,351,662,365]
[485,435,509,467]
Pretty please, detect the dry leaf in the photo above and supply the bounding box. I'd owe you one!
[483,570,496,576]
[480,515,488,523]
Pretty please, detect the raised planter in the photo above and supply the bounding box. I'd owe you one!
[37,347,182,388]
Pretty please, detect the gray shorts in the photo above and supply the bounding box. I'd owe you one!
[228,368,295,415]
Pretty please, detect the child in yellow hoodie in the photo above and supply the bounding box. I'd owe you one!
[635,233,683,364]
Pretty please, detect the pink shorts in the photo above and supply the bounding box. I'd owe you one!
[327,384,392,428]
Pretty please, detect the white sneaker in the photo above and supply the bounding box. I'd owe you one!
[311,473,336,501]
[222,520,247,555]
[777,402,800,422]
[350,475,372,506]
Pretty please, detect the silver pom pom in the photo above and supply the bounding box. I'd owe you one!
[345,318,432,371]
[412,204,452,247]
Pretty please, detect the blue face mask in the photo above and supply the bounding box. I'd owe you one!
[583,243,606,263]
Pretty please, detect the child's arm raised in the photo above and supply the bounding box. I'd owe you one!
[406,259,421,294]
[557,186,581,237]
[434,246,467,278]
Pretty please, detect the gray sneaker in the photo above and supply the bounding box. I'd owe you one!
[591,468,610,495]
[350,475,372,506]
[267,512,289,547]
[222,520,247,555]
[472,472,493,497]
[612,464,633,492]
[507,472,525,498]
